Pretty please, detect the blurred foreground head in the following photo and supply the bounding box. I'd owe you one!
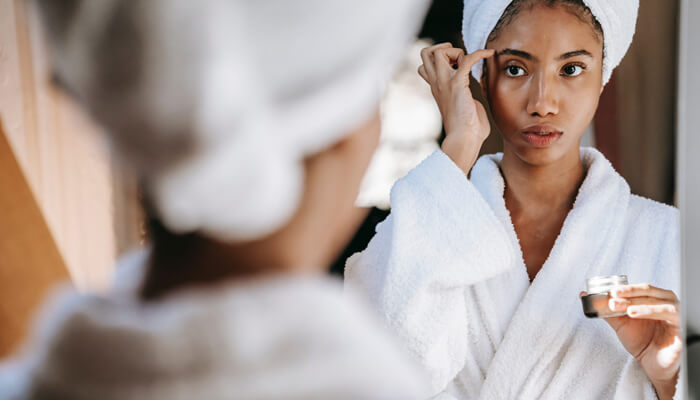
[36,0,428,243]
[0,4,433,398]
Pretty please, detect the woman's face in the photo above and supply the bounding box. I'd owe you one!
[483,4,604,166]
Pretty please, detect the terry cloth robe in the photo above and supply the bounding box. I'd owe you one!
[0,251,430,400]
[345,147,680,400]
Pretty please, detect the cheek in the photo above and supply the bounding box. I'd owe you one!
[560,84,601,127]
[488,82,526,131]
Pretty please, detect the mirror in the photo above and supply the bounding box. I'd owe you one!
[677,0,700,397]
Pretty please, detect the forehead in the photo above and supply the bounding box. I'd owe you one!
[488,5,603,59]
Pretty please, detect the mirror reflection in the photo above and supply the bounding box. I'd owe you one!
[0,0,688,399]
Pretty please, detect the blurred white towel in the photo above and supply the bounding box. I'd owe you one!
[0,256,430,400]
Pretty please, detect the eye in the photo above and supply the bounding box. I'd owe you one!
[505,65,526,77]
[562,64,585,77]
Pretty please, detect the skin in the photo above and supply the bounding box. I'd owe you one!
[139,111,381,298]
[417,4,680,398]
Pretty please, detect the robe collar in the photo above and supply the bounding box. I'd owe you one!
[469,147,632,398]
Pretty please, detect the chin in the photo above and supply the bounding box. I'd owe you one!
[508,140,580,167]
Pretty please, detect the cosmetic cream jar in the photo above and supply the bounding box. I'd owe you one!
[581,275,628,318]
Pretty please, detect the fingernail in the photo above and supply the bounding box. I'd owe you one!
[609,298,624,311]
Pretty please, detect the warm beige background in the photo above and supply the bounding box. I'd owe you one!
[0,0,116,290]
[0,120,69,358]
[0,0,127,356]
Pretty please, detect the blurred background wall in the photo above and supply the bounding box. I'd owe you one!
[0,0,143,357]
[614,0,678,205]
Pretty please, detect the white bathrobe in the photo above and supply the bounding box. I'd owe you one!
[0,252,430,400]
[345,147,680,400]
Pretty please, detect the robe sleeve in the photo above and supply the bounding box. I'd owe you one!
[429,392,460,400]
[345,150,517,396]
[613,200,681,400]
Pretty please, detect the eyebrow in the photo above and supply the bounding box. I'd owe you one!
[496,48,594,61]
[557,49,594,60]
[497,48,535,61]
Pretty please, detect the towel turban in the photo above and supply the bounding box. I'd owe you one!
[36,0,429,241]
[462,0,639,85]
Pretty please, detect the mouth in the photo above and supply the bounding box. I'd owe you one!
[520,125,563,147]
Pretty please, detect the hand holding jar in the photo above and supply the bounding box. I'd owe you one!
[580,277,681,400]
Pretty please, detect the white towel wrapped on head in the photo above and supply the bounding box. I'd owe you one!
[462,0,639,85]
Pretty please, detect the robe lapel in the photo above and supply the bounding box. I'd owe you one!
[472,148,631,399]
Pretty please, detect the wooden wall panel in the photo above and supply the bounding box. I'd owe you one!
[0,0,126,355]
[0,120,70,357]
[0,0,117,292]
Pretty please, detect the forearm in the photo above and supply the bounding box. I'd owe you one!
[651,372,678,400]
[440,134,480,176]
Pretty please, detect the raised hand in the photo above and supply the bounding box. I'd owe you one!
[417,43,494,175]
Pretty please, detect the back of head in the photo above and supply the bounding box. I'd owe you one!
[36,0,430,242]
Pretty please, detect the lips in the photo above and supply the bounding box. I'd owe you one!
[521,125,563,147]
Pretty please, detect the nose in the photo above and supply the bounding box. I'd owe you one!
[526,71,559,117]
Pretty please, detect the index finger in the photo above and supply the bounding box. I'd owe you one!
[457,49,496,75]
[610,283,678,302]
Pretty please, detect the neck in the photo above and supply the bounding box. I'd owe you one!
[500,146,586,216]
[140,228,321,301]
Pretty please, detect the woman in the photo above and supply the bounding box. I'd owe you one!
[0,1,433,399]
[345,0,681,399]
